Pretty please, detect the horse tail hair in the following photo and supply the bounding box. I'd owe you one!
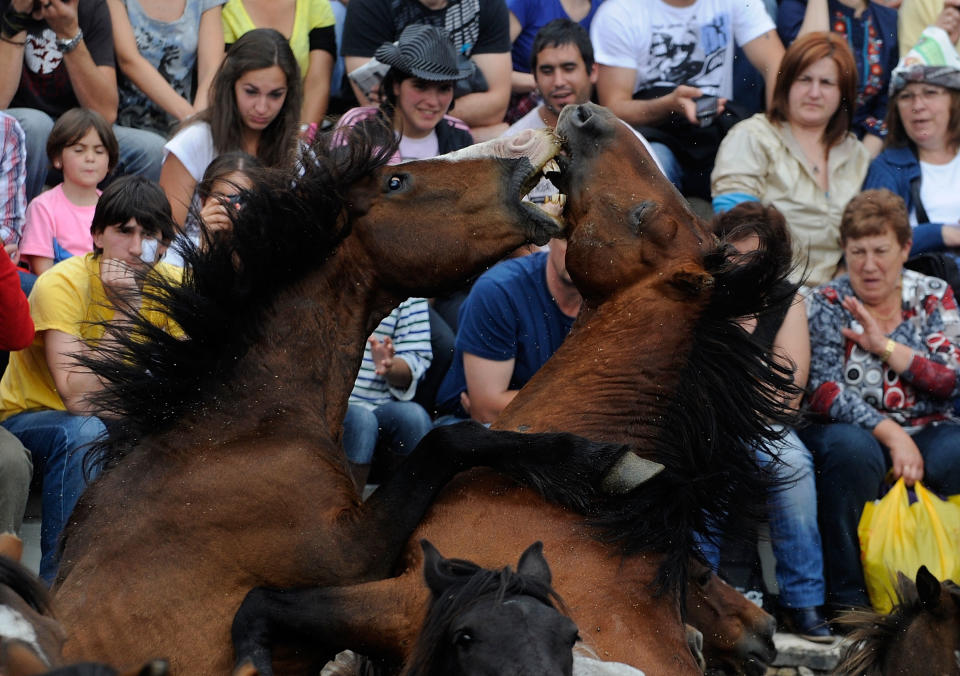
[0,555,53,616]
[585,214,802,595]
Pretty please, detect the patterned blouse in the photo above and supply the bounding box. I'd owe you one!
[807,269,960,430]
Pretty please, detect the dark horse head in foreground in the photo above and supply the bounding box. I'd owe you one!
[402,540,577,676]
[836,566,960,676]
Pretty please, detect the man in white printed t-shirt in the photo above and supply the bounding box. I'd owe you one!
[503,18,663,206]
[591,0,784,199]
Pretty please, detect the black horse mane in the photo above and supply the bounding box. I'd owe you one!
[0,555,52,616]
[75,125,399,475]
[401,557,565,676]
[836,577,960,675]
[517,219,801,596]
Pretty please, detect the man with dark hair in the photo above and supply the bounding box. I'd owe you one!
[0,175,178,582]
[0,0,166,200]
[341,0,512,139]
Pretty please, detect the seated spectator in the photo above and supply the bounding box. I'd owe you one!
[335,23,474,162]
[108,0,226,136]
[159,28,302,227]
[435,239,580,424]
[0,243,33,537]
[709,203,832,642]
[0,111,30,294]
[222,0,336,134]
[863,26,960,256]
[712,32,871,286]
[504,0,600,124]
[20,108,117,276]
[778,0,899,157]
[591,0,785,198]
[163,151,262,267]
[0,175,179,583]
[0,0,165,200]
[899,0,960,57]
[341,0,512,140]
[343,297,433,488]
[799,188,960,611]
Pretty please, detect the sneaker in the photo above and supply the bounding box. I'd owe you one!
[781,606,835,644]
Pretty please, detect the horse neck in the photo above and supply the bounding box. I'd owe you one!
[495,282,707,447]
[228,248,402,440]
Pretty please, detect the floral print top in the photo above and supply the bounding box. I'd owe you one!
[807,269,960,430]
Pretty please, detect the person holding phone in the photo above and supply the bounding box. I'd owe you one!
[0,0,166,200]
[711,32,871,286]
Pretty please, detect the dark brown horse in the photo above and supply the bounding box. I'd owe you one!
[232,103,796,675]
[836,566,960,676]
[49,128,634,674]
[685,558,776,676]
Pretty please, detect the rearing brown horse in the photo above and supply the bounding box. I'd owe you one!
[49,127,638,674]
[232,104,795,675]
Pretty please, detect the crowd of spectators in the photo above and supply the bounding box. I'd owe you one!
[2,0,960,648]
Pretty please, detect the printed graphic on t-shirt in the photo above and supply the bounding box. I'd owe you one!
[24,28,63,75]
[646,13,730,91]
[392,0,479,55]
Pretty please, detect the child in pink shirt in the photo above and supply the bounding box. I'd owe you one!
[20,109,118,276]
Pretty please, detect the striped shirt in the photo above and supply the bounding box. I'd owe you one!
[0,112,26,247]
[349,297,432,409]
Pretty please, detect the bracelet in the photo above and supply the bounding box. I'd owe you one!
[881,338,896,362]
[56,27,83,54]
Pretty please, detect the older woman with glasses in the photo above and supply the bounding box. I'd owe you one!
[863,27,960,256]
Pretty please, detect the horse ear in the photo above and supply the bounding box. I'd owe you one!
[345,174,378,217]
[517,541,552,586]
[916,565,942,608]
[421,539,454,598]
[668,265,714,298]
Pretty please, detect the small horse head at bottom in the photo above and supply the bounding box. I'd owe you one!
[402,540,579,676]
[836,566,960,676]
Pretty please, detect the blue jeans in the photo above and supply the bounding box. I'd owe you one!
[697,428,826,608]
[8,108,166,200]
[757,428,825,608]
[342,401,433,464]
[799,421,960,608]
[1,410,106,583]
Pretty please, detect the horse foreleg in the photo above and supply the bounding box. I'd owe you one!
[232,577,419,676]
[349,422,633,578]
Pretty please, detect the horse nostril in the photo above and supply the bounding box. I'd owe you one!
[576,104,592,125]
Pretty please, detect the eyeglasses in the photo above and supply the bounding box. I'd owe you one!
[895,87,949,105]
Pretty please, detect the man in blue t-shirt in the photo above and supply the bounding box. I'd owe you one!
[435,239,581,423]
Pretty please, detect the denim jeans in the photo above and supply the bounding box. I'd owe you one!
[2,410,106,583]
[696,428,826,608]
[8,108,166,200]
[342,401,433,464]
[757,428,825,608]
[799,421,960,608]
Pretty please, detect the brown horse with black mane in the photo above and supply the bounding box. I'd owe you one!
[50,126,638,673]
[232,103,796,675]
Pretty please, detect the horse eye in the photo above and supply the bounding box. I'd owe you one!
[387,175,404,191]
[697,572,711,587]
[628,200,656,233]
[453,629,473,647]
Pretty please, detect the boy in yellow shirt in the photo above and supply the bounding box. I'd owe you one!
[0,175,178,583]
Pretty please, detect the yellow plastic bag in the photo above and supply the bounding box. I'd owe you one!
[858,478,960,613]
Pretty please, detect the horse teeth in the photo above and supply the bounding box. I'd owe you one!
[543,193,566,207]
[543,159,560,174]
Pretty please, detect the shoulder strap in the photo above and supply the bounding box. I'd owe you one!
[909,175,930,224]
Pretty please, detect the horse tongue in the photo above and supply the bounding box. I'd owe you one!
[436,128,560,166]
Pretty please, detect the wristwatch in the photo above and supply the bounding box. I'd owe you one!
[56,28,83,54]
